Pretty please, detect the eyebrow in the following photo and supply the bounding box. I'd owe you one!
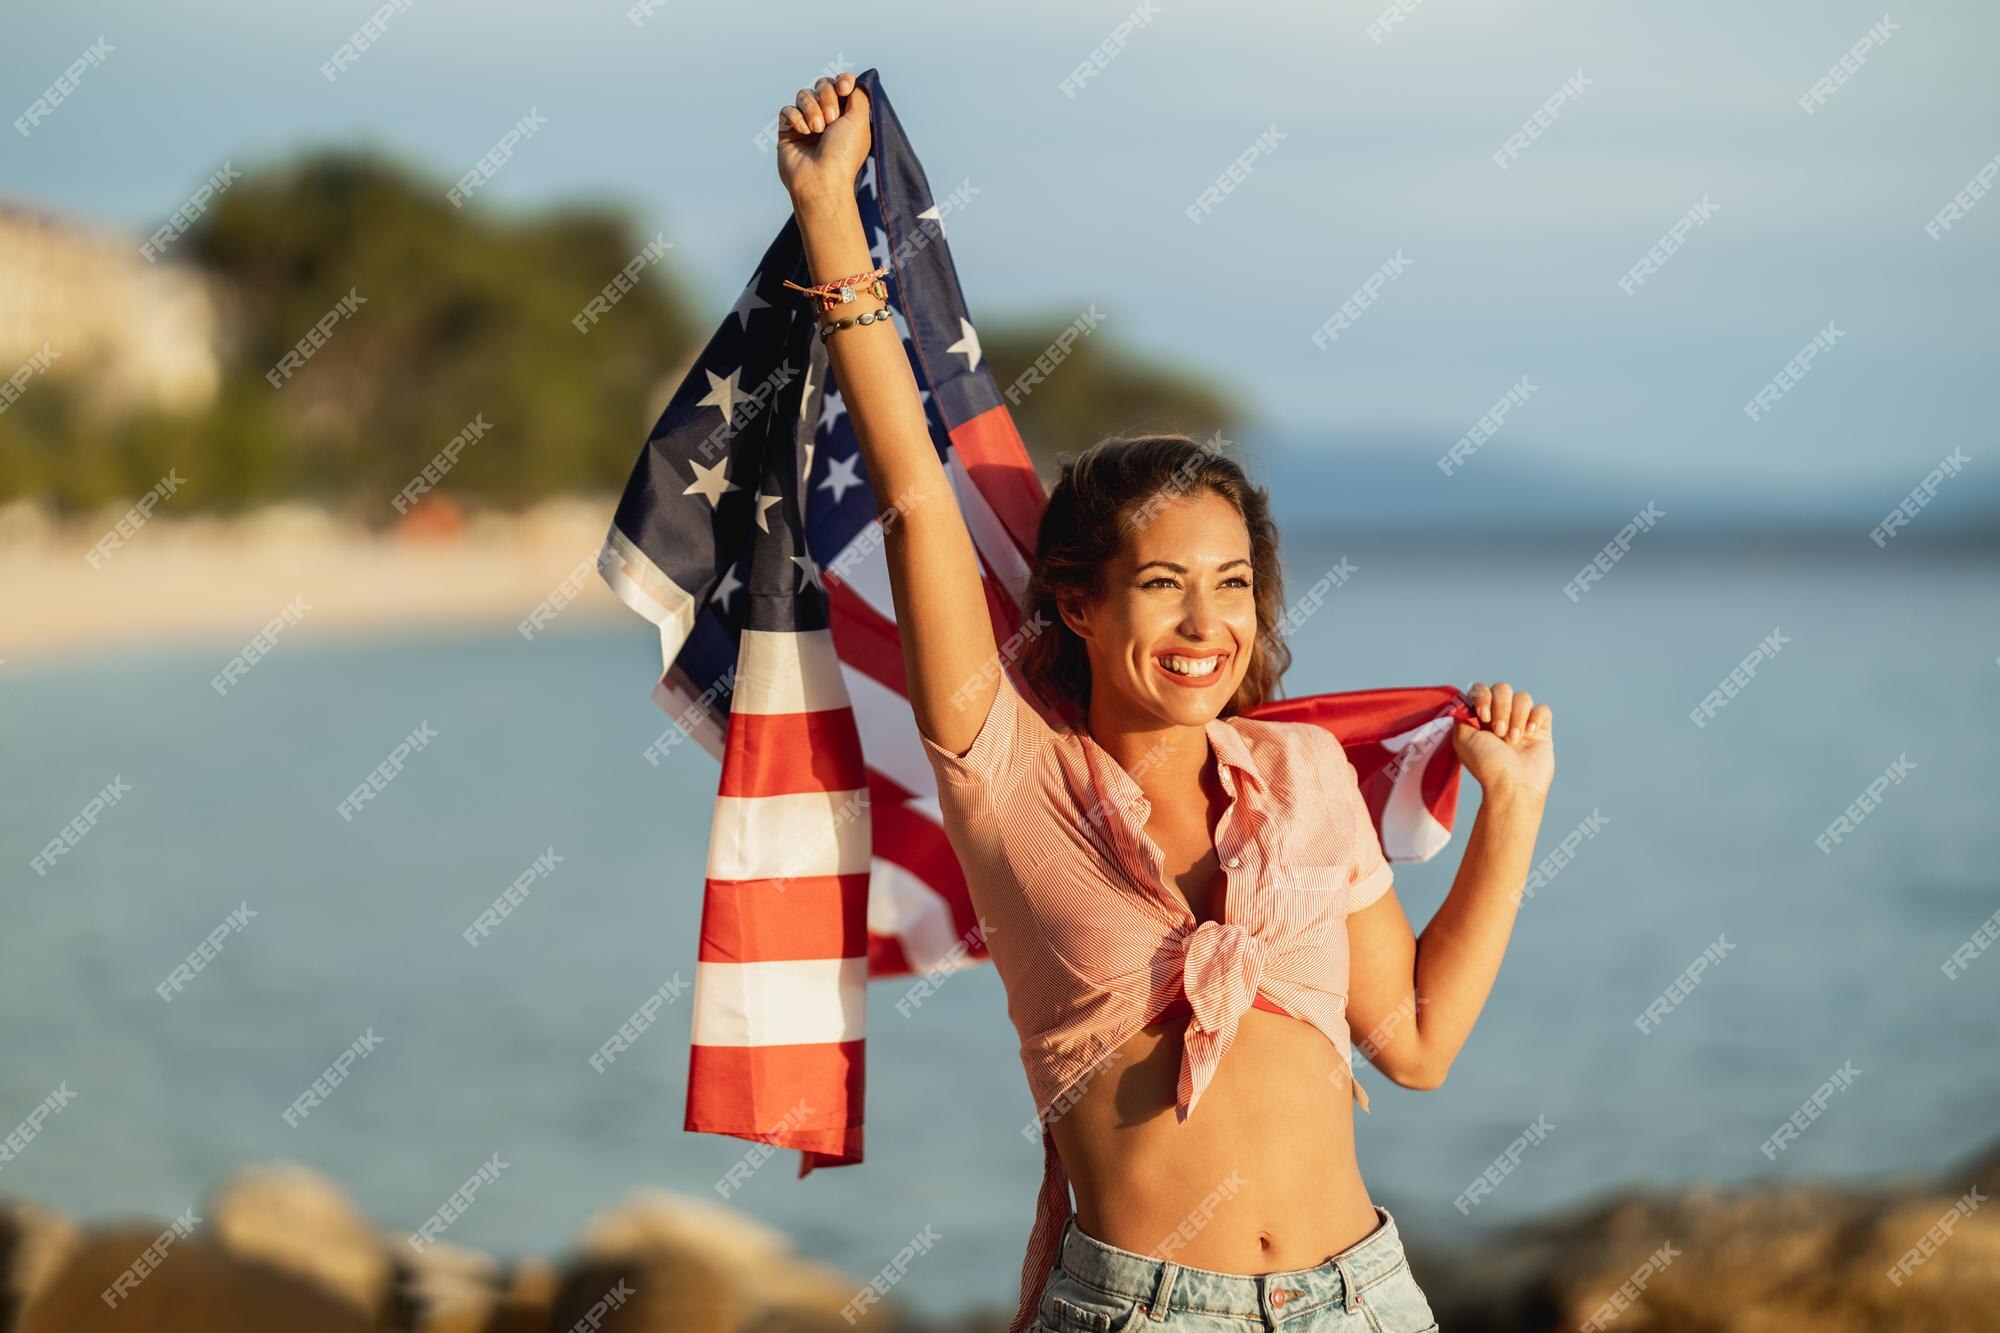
[1134,559,1251,574]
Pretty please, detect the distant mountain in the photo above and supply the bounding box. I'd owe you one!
[1246,432,1997,543]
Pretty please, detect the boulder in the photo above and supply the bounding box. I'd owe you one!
[1418,1169,2000,1332]
[207,1161,393,1318]
[0,1197,83,1326]
[565,1189,887,1332]
[15,1222,377,1333]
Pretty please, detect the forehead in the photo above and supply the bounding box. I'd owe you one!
[1118,488,1251,565]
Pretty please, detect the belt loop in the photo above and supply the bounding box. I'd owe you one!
[1146,1261,1180,1321]
[1333,1256,1360,1315]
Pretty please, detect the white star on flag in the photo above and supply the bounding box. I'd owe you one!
[947,319,981,372]
[730,282,770,332]
[683,457,740,508]
[754,491,783,532]
[819,387,847,434]
[791,554,825,592]
[818,452,864,504]
[697,367,743,420]
[708,563,744,612]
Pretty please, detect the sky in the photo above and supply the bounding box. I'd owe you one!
[5,0,1998,510]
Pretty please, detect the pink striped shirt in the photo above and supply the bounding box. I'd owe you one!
[917,666,1394,1333]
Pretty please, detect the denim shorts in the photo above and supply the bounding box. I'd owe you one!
[1035,1205,1438,1333]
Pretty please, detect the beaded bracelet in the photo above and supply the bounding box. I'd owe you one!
[783,266,889,315]
[819,307,893,341]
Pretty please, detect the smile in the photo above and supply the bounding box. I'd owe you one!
[1153,651,1228,685]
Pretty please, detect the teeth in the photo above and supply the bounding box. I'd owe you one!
[1161,654,1220,677]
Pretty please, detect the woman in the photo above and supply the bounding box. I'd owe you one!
[777,71,1554,1333]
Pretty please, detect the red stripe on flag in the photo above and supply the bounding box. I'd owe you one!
[1421,728,1465,822]
[718,708,868,798]
[686,1039,864,1166]
[1241,684,1470,744]
[695,873,872,963]
[864,784,982,965]
[867,930,913,978]
[823,572,908,695]
[947,405,1046,557]
[826,565,1028,705]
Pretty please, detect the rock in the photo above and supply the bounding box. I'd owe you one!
[14,1223,377,1333]
[23,1141,1988,1333]
[207,1161,393,1319]
[394,1235,503,1331]
[0,1197,84,1326]
[566,1189,885,1332]
[479,1254,560,1333]
[1416,1171,2000,1332]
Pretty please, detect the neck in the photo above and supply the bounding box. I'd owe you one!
[1083,692,1216,795]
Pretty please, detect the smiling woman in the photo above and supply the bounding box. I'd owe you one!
[1019,434,1290,722]
[778,67,1554,1333]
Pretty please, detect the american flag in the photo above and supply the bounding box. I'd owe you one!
[596,67,1473,1181]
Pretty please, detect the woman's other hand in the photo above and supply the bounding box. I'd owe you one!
[1452,681,1555,804]
[777,72,871,205]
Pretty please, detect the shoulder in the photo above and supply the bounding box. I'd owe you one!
[1224,715,1361,808]
[1226,713,1350,772]
[1230,714,1390,896]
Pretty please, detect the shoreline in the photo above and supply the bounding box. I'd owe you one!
[4,496,1993,669]
[0,498,629,667]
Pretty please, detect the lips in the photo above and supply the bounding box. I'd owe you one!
[1153,649,1229,688]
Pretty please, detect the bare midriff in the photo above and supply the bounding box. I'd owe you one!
[1048,1005,1381,1273]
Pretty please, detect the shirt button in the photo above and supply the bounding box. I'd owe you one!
[1225,856,1242,869]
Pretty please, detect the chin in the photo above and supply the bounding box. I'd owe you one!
[1155,697,1223,726]
[1141,670,1245,725]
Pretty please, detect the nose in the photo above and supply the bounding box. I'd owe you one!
[1178,584,1222,639]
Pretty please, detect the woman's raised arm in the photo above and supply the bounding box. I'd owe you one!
[778,72,1004,755]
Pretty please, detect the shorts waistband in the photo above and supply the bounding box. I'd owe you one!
[1055,1205,1408,1325]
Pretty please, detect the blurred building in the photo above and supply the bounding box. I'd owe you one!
[0,198,224,414]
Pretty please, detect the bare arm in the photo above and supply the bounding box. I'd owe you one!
[779,72,1003,754]
[1345,682,1555,1089]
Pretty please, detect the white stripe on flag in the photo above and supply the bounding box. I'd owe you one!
[948,448,1033,603]
[1377,716,1455,861]
[598,527,699,658]
[842,664,944,801]
[708,789,873,880]
[691,956,868,1045]
[829,516,898,629]
[867,856,975,974]
[732,627,852,715]
[652,669,728,763]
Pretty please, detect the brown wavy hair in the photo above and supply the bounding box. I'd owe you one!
[1018,433,1290,720]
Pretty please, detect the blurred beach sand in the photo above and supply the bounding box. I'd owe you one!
[0,498,626,666]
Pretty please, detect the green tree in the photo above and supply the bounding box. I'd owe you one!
[184,149,700,520]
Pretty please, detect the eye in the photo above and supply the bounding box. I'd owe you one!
[1139,575,1181,589]
[1221,575,1252,589]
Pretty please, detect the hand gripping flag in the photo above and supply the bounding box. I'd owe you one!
[596,68,1473,1181]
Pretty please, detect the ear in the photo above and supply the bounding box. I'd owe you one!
[1055,591,1093,643]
